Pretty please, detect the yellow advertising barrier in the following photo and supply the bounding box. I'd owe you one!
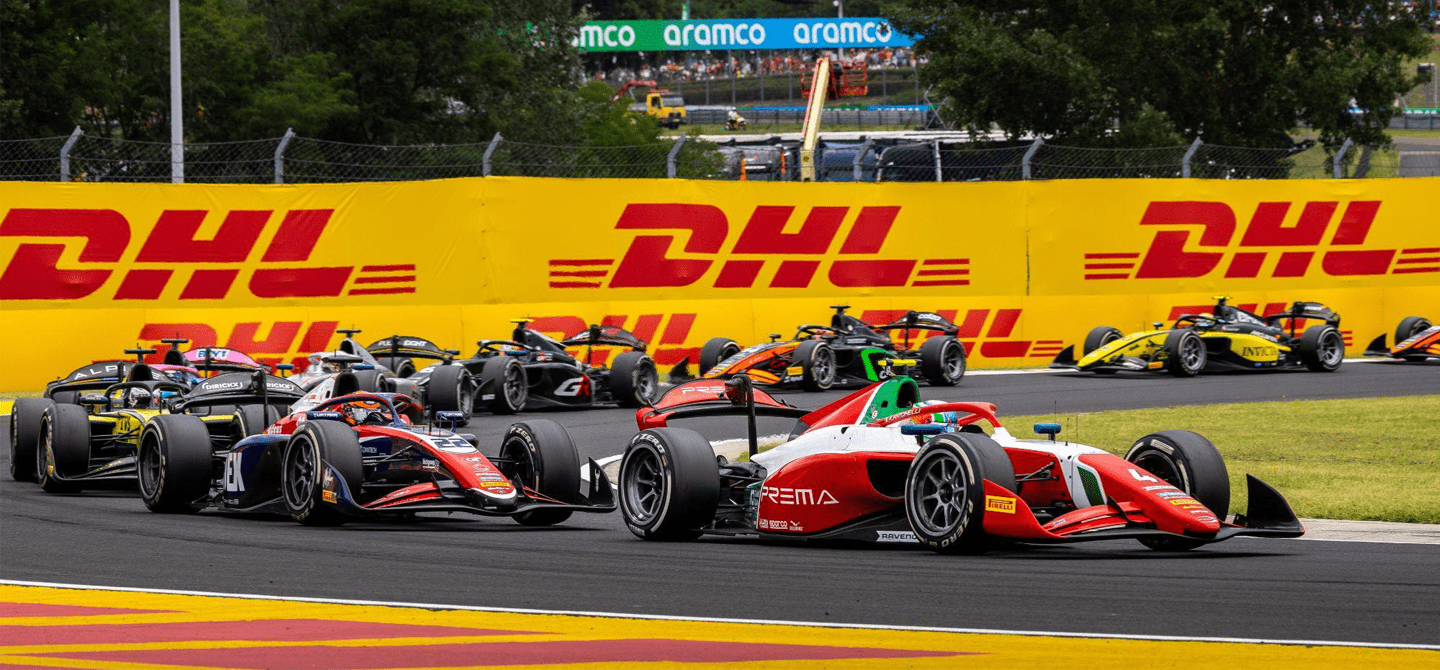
[2,177,1437,392]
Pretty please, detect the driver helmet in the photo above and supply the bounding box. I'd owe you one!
[125,387,154,409]
[343,399,386,425]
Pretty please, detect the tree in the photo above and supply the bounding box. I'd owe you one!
[889,0,1434,147]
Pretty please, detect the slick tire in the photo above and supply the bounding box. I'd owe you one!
[699,338,741,374]
[1084,326,1123,354]
[501,420,581,526]
[1396,317,1432,361]
[352,369,390,393]
[905,433,1016,555]
[9,397,52,481]
[619,428,719,541]
[374,356,416,379]
[281,421,364,526]
[1298,324,1345,372]
[1126,430,1230,551]
[49,390,79,406]
[138,415,213,513]
[233,405,281,440]
[1164,329,1206,377]
[795,340,836,392]
[428,365,475,422]
[919,336,966,386]
[37,404,89,493]
[610,351,659,408]
[480,357,527,415]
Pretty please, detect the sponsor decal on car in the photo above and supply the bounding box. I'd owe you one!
[762,486,839,505]
[984,495,1017,514]
[875,530,918,543]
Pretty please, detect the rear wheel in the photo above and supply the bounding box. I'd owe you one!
[374,356,416,378]
[905,433,1016,554]
[699,338,741,373]
[619,428,719,541]
[480,357,527,414]
[233,405,280,439]
[9,397,53,481]
[1298,325,1345,372]
[1126,430,1230,551]
[281,421,364,526]
[500,420,581,526]
[919,336,966,386]
[427,365,474,422]
[138,415,213,513]
[37,404,89,493]
[352,369,389,393]
[610,351,659,408]
[795,340,836,391]
[1164,329,1206,377]
[1084,326,1123,354]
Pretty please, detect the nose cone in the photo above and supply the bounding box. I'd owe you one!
[465,485,517,510]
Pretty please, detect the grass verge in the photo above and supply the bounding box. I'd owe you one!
[1001,395,1440,524]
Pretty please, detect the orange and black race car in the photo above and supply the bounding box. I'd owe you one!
[672,306,967,391]
[1365,316,1440,362]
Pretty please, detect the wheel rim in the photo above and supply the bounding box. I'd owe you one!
[942,341,964,380]
[501,435,536,488]
[1408,320,1431,339]
[1133,451,1183,490]
[1320,331,1344,366]
[724,343,740,359]
[811,347,836,384]
[283,436,318,509]
[503,363,526,407]
[138,433,163,498]
[634,366,658,402]
[38,417,53,482]
[908,449,967,536]
[457,377,474,414]
[1181,335,1204,370]
[622,446,664,524]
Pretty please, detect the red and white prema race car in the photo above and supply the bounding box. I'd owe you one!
[618,376,1305,553]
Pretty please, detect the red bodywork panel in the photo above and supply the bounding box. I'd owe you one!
[756,451,910,535]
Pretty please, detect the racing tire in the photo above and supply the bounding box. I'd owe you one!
[480,357,527,415]
[352,369,389,393]
[233,405,281,439]
[138,415,213,513]
[699,338,741,374]
[904,433,1016,554]
[1396,317,1433,361]
[1298,325,1345,372]
[610,351,659,408]
[1126,430,1230,551]
[48,390,79,406]
[37,404,89,493]
[1084,326,1124,354]
[919,336,966,386]
[619,428,719,541]
[427,365,475,422]
[1163,329,1206,377]
[500,420,581,526]
[281,420,364,526]
[9,397,52,481]
[795,340,836,392]
[374,356,416,379]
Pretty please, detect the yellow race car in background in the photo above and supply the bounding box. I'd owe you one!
[1051,297,1346,377]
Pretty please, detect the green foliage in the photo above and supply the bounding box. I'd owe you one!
[889,0,1434,148]
[578,81,664,146]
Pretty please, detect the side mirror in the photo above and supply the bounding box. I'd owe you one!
[1033,422,1062,441]
[459,433,480,447]
[435,411,467,427]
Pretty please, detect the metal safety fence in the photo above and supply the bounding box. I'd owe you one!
[2,128,1436,183]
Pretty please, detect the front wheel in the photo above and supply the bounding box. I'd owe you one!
[1084,326,1123,354]
[37,404,89,493]
[1126,430,1230,551]
[9,397,53,481]
[1164,329,1206,377]
[500,420,581,526]
[138,415,213,513]
[905,433,1016,554]
[919,336,966,386]
[699,338,741,374]
[795,340,836,391]
[1396,316,1433,361]
[610,351,659,408]
[1299,325,1345,372]
[619,428,719,541]
[281,421,364,526]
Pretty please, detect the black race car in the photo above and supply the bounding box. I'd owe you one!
[679,305,966,391]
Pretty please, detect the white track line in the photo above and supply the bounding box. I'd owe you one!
[1,580,1433,651]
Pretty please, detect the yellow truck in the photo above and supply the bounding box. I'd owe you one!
[612,80,687,129]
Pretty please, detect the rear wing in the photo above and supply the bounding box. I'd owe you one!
[870,311,960,336]
[1264,301,1340,329]
[559,324,648,352]
[637,377,807,430]
[367,335,456,361]
[172,370,305,411]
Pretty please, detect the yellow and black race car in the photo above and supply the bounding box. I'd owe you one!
[1050,297,1345,377]
[9,366,303,493]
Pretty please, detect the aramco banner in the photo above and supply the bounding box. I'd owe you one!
[572,18,917,52]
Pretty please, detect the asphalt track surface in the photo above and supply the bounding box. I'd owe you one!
[3,360,1437,647]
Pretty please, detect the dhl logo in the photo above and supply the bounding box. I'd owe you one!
[137,321,340,370]
[1165,303,1354,346]
[0,208,416,301]
[858,308,1062,359]
[1084,201,1439,281]
[525,313,699,365]
[548,204,969,290]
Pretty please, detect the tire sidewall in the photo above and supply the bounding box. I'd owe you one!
[904,437,985,551]
[619,434,674,536]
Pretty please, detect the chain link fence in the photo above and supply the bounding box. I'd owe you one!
[1,129,1434,183]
